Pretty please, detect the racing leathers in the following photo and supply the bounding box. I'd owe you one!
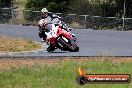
[38,13,72,42]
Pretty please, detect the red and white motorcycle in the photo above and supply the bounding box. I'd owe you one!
[40,22,79,52]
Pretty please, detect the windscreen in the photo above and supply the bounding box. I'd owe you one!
[45,23,52,32]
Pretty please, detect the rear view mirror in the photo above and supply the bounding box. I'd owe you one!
[68,28,72,31]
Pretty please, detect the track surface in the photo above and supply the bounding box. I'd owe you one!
[0,24,132,57]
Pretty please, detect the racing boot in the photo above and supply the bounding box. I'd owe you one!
[40,38,45,42]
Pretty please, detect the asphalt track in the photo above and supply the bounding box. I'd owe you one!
[0,24,132,57]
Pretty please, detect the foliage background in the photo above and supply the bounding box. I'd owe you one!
[23,0,132,17]
[25,0,71,13]
[1,0,132,17]
[0,0,12,8]
[1,0,132,30]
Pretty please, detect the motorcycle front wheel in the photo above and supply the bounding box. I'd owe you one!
[57,35,79,52]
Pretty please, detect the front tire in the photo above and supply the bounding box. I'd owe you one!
[57,36,79,52]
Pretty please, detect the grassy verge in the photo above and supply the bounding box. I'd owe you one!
[0,36,42,53]
[0,58,132,88]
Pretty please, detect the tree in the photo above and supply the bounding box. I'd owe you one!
[24,0,71,21]
[25,0,71,13]
[101,0,117,17]
[115,0,132,17]
[0,0,12,8]
[69,0,102,15]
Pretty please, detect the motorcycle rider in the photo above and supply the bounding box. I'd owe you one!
[38,8,74,42]
[38,8,73,42]
[38,8,76,51]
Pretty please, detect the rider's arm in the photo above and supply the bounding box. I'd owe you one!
[38,19,47,31]
[48,12,64,21]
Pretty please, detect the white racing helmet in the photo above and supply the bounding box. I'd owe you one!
[41,8,48,13]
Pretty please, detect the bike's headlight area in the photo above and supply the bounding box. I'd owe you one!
[62,36,68,42]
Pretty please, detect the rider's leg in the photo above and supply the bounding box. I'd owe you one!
[38,31,47,42]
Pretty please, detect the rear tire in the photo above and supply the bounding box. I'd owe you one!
[47,43,55,52]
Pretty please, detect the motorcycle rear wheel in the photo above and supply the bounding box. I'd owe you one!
[47,43,55,52]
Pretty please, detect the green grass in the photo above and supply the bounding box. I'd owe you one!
[0,59,132,88]
[0,36,42,53]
